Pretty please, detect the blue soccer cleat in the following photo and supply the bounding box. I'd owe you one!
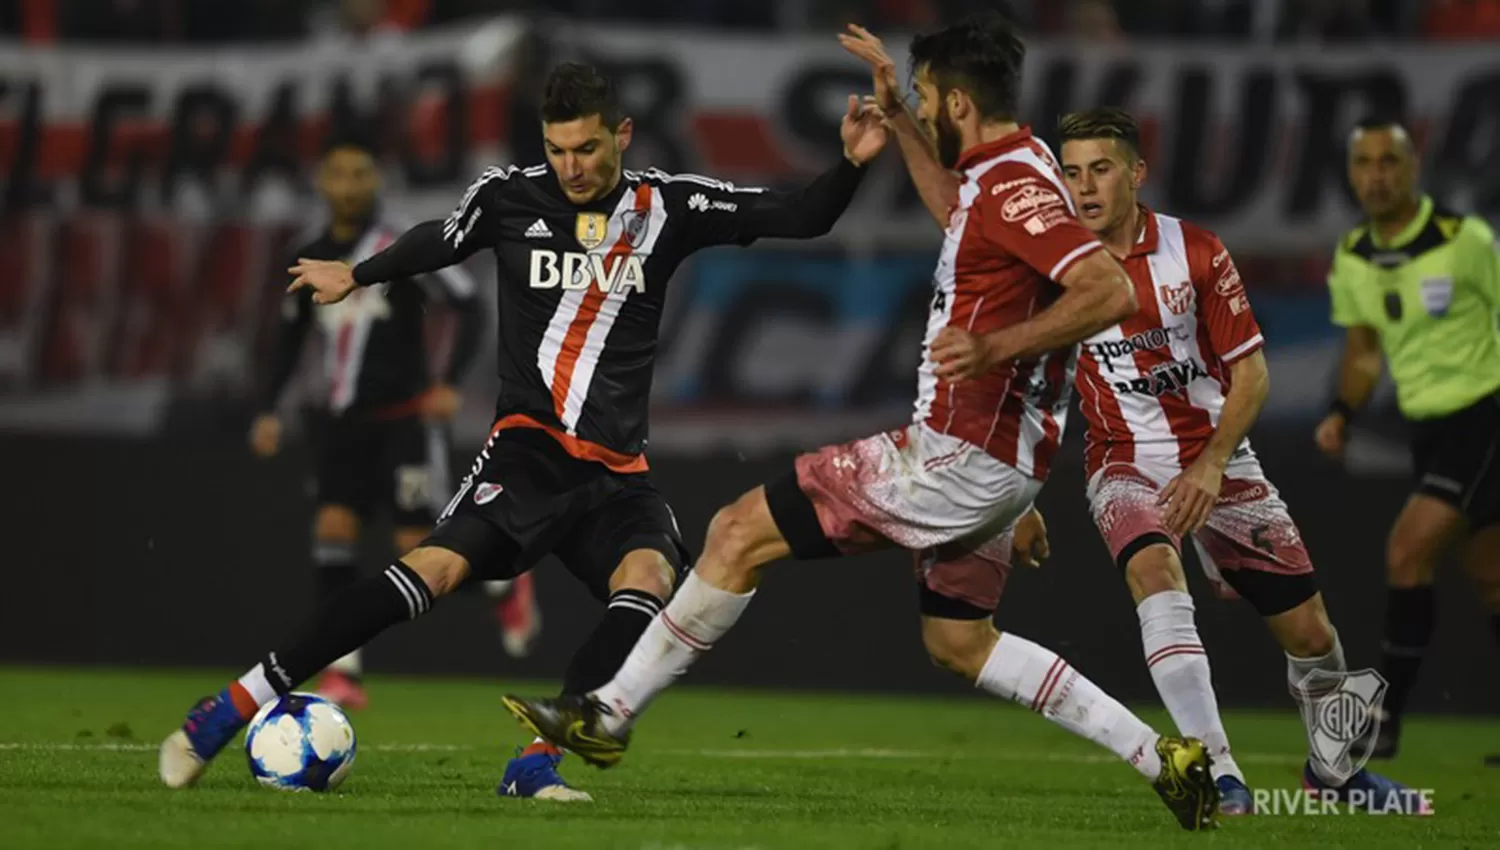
[498,744,593,802]
[1302,762,1432,815]
[158,689,250,788]
[1216,775,1255,815]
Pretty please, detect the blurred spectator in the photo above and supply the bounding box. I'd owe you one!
[1279,0,1378,41]
[1424,0,1500,39]
[61,0,173,43]
[1066,0,1125,43]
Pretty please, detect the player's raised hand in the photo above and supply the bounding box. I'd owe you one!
[841,94,889,166]
[1159,457,1223,536]
[838,23,901,113]
[1012,507,1050,569]
[931,326,995,382]
[288,258,357,305]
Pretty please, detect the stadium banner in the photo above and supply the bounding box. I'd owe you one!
[3,25,1497,250]
[0,26,1457,445]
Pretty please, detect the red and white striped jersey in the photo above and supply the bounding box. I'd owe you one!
[1075,208,1265,477]
[913,128,1106,480]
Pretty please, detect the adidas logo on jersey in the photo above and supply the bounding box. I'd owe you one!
[525,219,552,239]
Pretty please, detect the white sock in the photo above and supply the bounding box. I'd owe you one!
[237,663,278,708]
[977,632,1163,779]
[1138,590,1240,781]
[328,649,363,677]
[484,579,513,598]
[591,571,755,734]
[1287,628,1353,785]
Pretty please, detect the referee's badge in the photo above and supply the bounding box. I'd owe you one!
[1420,276,1454,318]
[575,212,609,250]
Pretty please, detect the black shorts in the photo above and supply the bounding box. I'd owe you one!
[422,426,690,601]
[316,414,451,527]
[1410,392,1500,528]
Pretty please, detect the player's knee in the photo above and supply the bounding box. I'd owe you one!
[315,506,360,543]
[610,549,676,600]
[393,527,429,556]
[921,618,997,681]
[1386,531,1436,586]
[704,501,765,573]
[400,546,471,597]
[1124,544,1186,598]
[1282,611,1335,658]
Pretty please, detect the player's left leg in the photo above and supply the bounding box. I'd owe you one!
[1087,464,1249,812]
[915,544,1217,831]
[1196,468,1427,814]
[504,483,791,768]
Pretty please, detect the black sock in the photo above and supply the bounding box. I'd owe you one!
[560,589,663,696]
[313,540,361,609]
[1380,585,1436,719]
[259,562,434,695]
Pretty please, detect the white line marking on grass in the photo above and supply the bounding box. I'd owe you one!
[0,741,1303,766]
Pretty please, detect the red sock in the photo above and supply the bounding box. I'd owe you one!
[227,682,259,720]
[521,738,561,758]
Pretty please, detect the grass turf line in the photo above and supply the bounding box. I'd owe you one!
[0,667,1493,850]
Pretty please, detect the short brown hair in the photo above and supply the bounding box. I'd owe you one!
[1057,107,1141,161]
[540,62,623,128]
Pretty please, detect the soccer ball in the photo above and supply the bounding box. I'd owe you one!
[244,693,357,792]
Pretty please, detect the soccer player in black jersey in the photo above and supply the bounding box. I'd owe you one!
[251,134,539,712]
[160,62,888,800]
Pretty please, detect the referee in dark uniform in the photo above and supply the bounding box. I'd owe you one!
[1315,118,1500,764]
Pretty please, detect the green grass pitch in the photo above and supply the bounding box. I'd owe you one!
[1,667,1494,849]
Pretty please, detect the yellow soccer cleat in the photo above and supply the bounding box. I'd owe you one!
[1152,736,1220,830]
[501,694,630,769]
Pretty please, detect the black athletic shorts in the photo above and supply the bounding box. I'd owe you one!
[1410,392,1500,528]
[422,426,690,601]
[316,413,450,527]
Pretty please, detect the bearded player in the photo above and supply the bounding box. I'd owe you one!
[503,18,1224,831]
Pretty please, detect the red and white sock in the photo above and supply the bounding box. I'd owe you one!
[977,632,1163,779]
[229,663,279,719]
[591,571,754,735]
[1138,590,1241,781]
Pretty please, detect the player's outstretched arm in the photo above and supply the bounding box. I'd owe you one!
[839,24,957,227]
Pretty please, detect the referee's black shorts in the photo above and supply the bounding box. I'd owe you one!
[1410,392,1500,528]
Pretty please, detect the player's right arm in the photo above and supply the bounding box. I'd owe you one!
[289,168,510,304]
[839,24,957,227]
[1316,244,1383,457]
[933,170,1135,380]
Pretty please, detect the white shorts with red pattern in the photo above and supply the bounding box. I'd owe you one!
[1086,451,1313,600]
[794,422,1041,613]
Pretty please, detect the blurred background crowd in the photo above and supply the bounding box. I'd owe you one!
[5,0,1500,44]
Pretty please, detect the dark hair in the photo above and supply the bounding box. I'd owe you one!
[322,128,379,160]
[540,62,623,128]
[1057,107,1142,161]
[908,14,1026,122]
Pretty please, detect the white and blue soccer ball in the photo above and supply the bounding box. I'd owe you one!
[244,693,357,792]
